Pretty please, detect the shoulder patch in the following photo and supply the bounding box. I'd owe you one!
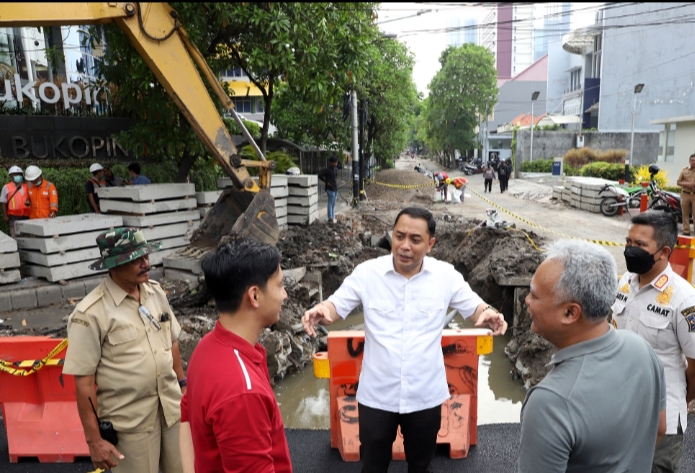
[70,317,90,328]
[654,274,669,290]
[75,289,104,313]
[683,307,695,332]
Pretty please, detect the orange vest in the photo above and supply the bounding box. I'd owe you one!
[26,180,58,219]
[3,182,30,217]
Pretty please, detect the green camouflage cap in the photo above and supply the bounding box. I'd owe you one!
[89,227,162,271]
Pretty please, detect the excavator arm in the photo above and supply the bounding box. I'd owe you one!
[0,2,279,246]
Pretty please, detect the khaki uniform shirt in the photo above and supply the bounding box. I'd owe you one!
[63,275,182,433]
[611,264,695,434]
[677,167,695,192]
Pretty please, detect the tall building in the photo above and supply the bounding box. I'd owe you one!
[535,3,571,61]
[480,4,535,79]
[448,17,477,47]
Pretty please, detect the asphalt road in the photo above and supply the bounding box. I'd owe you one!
[3,420,695,473]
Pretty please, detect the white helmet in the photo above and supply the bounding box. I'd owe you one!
[24,165,42,181]
[89,163,104,173]
[8,166,22,175]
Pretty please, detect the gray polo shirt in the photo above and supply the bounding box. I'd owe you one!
[518,326,665,473]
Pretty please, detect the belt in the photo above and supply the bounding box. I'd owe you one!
[683,190,695,194]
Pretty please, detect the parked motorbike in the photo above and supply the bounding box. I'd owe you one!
[646,164,692,223]
[462,157,484,175]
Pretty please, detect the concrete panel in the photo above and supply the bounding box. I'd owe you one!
[15,214,123,237]
[0,253,20,269]
[288,204,318,216]
[19,248,100,267]
[217,177,233,189]
[0,269,21,285]
[121,210,200,228]
[140,221,200,241]
[271,175,288,187]
[288,175,318,187]
[163,253,204,275]
[276,206,288,218]
[275,198,287,209]
[150,247,183,267]
[158,236,190,250]
[37,285,63,306]
[270,186,289,198]
[287,194,319,206]
[288,214,318,225]
[11,288,38,309]
[100,198,197,215]
[0,232,17,253]
[195,191,222,205]
[277,216,288,227]
[288,186,318,197]
[61,281,86,299]
[17,230,103,254]
[22,261,107,282]
[96,183,195,201]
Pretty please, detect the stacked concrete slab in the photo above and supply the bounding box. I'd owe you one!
[553,177,617,213]
[287,175,319,225]
[96,184,200,266]
[195,191,222,219]
[15,215,123,282]
[0,231,21,284]
[217,175,289,230]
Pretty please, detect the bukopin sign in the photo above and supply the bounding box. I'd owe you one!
[0,74,105,109]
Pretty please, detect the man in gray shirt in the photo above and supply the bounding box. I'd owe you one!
[518,240,666,473]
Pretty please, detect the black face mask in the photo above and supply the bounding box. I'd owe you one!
[624,245,663,274]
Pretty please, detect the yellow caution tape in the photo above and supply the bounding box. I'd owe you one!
[0,338,68,377]
[371,180,437,190]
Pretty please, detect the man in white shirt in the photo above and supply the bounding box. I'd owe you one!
[302,207,507,473]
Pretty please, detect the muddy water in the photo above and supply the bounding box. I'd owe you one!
[274,311,526,429]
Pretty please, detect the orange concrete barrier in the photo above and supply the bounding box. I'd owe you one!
[319,328,492,462]
[671,236,695,282]
[0,337,89,463]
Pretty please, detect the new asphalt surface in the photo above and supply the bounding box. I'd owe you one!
[2,419,694,472]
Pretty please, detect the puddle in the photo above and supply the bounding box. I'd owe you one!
[274,311,526,429]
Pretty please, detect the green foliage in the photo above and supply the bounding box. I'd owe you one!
[579,162,635,182]
[237,146,298,176]
[564,148,627,168]
[521,159,553,172]
[663,186,682,193]
[223,118,261,139]
[632,164,668,188]
[385,158,395,169]
[424,44,498,157]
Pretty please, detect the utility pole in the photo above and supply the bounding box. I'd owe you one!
[628,84,645,182]
[351,90,359,207]
[359,99,367,201]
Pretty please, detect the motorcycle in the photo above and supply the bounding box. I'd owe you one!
[599,180,657,217]
[645,163,692,223]
[462,157,484,175]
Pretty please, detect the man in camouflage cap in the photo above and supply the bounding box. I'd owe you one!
[63,228,186,473]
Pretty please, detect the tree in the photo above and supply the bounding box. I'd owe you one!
[426,44,498,163]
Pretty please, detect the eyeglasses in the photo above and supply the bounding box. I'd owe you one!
[138,305,161,331]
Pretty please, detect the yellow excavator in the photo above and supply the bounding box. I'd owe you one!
[0,2,279,247]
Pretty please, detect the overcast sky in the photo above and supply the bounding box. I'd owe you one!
[377,3,605,97]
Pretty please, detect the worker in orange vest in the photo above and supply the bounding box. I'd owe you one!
[24,165,58,219]
[1,166,30,237]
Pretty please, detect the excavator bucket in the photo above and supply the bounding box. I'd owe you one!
[189,189,279,248]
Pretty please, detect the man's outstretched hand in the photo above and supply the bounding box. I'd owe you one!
[302,303,335,337]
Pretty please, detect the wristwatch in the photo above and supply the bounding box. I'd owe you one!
[485,305,500,314]
[178,377,187,388]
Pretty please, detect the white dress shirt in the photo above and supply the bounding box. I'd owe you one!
[611,263,695,434]
[327,254,484,414]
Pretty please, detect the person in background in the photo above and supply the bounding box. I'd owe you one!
[519,240,666,473]
[63,228,185,473]
[128,163,151,186]
[498,161,510,193]
[179,239,291,473]
[86,163,105,214]
[1,166,30,237]
[612,211,695,472]
[435,171,449,202]
[103,167,124,187]
[482,163,496,193]
[317,155,339,223]
[676,153,695,235]
[24,165,58,219]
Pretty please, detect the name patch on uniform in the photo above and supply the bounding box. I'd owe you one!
[654,275,669,290]
[647,304,670,317]
[71,317,90,327]
[616,293,628,303]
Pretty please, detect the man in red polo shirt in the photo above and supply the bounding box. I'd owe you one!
[179,239,291,473]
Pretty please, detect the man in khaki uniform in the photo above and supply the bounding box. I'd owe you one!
[677,153,695,235]
[63,228,186,473]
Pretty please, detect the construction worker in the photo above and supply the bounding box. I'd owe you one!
[24,165,58,219]
[435,171,448,202]
[63,228,185,473]
[87,163,105,214]
[612,211,695,472]
[302,207,506,473]
[676,153,695,235]
[520,240,665,472]
[0,166,30,237]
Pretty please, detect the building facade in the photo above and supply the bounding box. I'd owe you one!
[534,2,571,61]
[480,4,536,79]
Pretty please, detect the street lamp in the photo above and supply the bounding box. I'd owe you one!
[627,83,645,182]
[530,91,540,163]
